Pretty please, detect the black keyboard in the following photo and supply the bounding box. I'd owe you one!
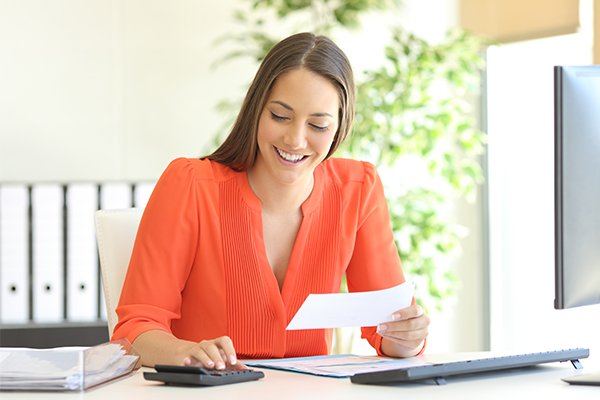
[350,348,589,385]
[144,364,265,386]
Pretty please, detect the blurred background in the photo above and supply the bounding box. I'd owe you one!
[1,0,599,356]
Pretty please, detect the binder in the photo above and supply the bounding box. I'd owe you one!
[0,185,29,323]
[100,183,132,210]
[98,183,132,321]
[66,184,98,321]
[32,185,63,322]
[134,182,155,210]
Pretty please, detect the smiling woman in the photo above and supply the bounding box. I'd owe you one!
[110,32,429,370]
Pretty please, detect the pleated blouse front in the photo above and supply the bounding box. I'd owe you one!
[112,157,406,358]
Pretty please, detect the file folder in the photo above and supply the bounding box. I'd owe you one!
[66,184,98,321]
[98,183,132,321]
[0,185,29,323]
[134,182,155,209]
[100,183,132,210]
[32,185,63,322]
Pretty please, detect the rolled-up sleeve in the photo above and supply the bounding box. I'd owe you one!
[111,158,199,345]
[345,162,407,356]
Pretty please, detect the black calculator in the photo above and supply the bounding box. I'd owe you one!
[144,364,265,386]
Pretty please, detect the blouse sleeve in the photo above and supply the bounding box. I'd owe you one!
[111,158,199,345]
[345,162,407,356]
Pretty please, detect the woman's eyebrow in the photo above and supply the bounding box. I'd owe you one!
[269,100,333,118]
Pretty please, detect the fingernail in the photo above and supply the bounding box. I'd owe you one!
[183,357,191,365]
[229,355,237,365]
[207,360,214,367]
[377,324,387,333]
[217,362,225,370]
[392,313,401,321]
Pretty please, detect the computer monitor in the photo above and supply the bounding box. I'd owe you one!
[554,65,600,309]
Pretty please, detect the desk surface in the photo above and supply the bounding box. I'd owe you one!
[2,359,599,400]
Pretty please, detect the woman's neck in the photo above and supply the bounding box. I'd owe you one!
[246,164,314,214]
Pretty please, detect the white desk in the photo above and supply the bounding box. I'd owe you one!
[1,358,599,400]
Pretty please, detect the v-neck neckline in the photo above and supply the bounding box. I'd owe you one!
[237,165,324,216]
[235,166,324,307]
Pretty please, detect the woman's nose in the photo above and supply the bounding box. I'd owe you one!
[283,124,307,150]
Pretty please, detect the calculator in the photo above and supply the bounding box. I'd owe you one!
[144,364,265,386]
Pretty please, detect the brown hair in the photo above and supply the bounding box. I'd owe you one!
[205,32,355,171]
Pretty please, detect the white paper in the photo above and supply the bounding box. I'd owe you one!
[286,282,414,330]
[245,354,430,378]
[0,343,138,391]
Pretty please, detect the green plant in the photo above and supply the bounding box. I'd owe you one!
[210,0,486,352]
[342,28,485,311]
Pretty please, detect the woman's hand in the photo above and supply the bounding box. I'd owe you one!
[177,335,246,370]
[377,304,430,358]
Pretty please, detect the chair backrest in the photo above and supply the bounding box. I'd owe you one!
[95,208,143,337]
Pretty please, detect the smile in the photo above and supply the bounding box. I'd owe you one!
[273,146,309,165]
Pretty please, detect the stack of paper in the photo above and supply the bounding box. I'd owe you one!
[0,342,138,391]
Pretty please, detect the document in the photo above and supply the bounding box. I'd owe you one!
[287,282,414,330]
[244,354,429,378]
[0,341,139,391]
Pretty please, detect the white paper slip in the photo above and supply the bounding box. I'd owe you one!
[286,282,414,330]
[244,354,429,378]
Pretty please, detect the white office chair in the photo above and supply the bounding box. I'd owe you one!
[95,208,143,338]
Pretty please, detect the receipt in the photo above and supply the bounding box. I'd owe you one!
[286,282,414,330]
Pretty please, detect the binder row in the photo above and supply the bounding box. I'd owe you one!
[0,182,155,324]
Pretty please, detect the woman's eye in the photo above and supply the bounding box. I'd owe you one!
[310,124,328,132]
[270,112,288,121]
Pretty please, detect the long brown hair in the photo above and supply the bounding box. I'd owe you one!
[205,32,355,171]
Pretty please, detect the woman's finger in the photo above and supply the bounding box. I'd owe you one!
[381,315,430,333]
[391,304,424,321]
[383,327,428,342]
[383,335,425,351]
[188,347,216,369]
[229,362,250,371]
[199,342,226,369]
[216,336,238,365]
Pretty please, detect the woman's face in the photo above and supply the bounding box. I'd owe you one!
[254,68,340,186]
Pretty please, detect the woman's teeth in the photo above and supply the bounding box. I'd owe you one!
[276,147,306,163]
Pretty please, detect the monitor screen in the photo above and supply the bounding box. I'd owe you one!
[554,65,600,309]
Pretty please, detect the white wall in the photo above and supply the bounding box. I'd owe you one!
[1,0,485,353]
[0,0,255,182]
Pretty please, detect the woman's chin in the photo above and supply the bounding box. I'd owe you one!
[270,169,307,186]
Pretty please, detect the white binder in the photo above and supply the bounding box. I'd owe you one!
[32,185,64,322]
[134,182,155,210]
[98,183,132,321]
[0,185,29,323]
[66,184,98,321]
[100,183,132,210]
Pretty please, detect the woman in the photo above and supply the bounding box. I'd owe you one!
[112,32,430,370]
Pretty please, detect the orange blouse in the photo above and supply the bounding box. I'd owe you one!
[111,157,406,358]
